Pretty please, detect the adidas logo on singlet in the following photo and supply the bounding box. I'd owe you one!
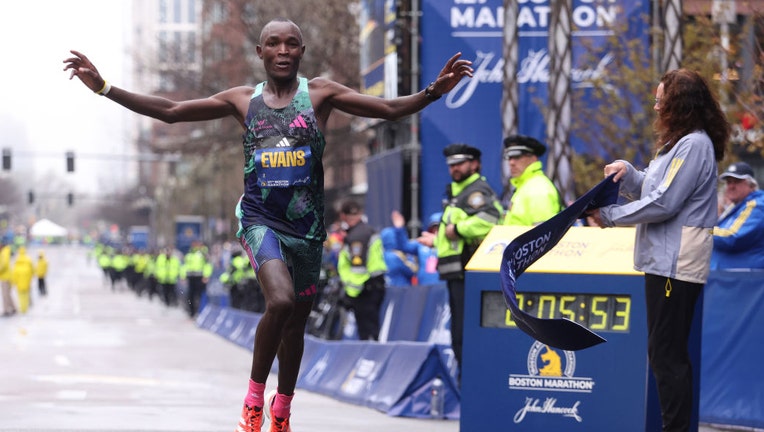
[275,137,291,148]
[290,115,307,129]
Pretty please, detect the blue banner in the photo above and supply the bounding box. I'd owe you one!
[701,271,764,429]
[419,0,650,221]
[365,148,404,229]
[500,175,619,350]
[175,216,203,254]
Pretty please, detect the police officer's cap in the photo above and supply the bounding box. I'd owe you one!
[443,143,481,166]
[503,135,546,159]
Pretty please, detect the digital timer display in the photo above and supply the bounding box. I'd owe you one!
[481,291,632,333]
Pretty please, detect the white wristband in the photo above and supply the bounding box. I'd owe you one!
[96,81,112,96]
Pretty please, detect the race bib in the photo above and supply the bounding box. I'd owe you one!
[253,136,312,188]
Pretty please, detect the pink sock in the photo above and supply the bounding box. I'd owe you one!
[271,389,294,419]
[244,379,266,408]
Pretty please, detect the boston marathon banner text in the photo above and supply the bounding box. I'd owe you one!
[419,0,650,220]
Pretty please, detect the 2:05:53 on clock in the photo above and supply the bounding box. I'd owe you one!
[480,291,631,333]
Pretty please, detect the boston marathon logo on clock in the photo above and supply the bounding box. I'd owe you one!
[508,341,594,423]
[509,341,594,393]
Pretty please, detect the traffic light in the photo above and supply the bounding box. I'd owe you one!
[28,191,34,204]
[67,192,74,207]
[66,151,75,172]
[2,148,10,171]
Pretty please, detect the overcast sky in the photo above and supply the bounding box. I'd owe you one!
[0,0,134,196]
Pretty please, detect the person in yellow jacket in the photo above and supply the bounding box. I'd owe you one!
[181,242,213,317]
[1,242,16,316]
[337,200,387,341]
[11,247,34,314]
[418,143,503,373]
[35,250,49,297]
[502,135,563,226]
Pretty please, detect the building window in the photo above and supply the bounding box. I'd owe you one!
[158,31,168,63]
[173,31,183,63]
[159,0,168,23]
[211,0,228,23]
[174,0,182,23]
[187,0,196,23]
[187,32,197,63]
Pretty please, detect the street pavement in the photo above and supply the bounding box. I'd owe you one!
[0,245,455,432]
[0,244,737,431]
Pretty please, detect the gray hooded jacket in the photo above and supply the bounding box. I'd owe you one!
[600,130,718,284]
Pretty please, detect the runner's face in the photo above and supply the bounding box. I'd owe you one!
[257,22,305,81]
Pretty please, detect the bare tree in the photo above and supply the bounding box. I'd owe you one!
[569,7,764,196]
[569,15,658,196]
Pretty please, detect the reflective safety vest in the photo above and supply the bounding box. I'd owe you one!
[154,254,169,284]
[338,222,386,297]
[435,173,503,279]
[182,249,207,278]
[111,253,130,272]
[504,161,563,226]
[97,252,112,270]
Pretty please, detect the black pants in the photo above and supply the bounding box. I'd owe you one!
[644,274,702,432]
[446,277,465,370]
[37,277,46,296]
[348,276,385,341]
[162,282,177,307]
[186,275,206,317]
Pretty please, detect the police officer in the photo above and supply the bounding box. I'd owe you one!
[182,242,212,317]
[502,135,563,225]
[227,251,249,310]
[337,200,387,341]
[419,143,503,372]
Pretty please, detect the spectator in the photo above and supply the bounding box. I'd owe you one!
[322,224,344,278]
[418,143,503,373]
[337,200,387,341]
[389,210,441,286]
[35,250,49,297]
[11,247,34,314]
[711,161,764,270]
[182,242,212,317]
[1,241,16,316]
[380,227,417,287]
[502,135,563,225]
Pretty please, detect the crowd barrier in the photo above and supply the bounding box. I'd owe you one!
[196,283,461,419]
[700,270,764,429]
[197,272,764,427]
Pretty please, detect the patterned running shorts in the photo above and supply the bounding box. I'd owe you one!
[239,224,322,301]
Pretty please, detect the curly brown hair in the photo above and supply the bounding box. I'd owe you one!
[654,69,730,161]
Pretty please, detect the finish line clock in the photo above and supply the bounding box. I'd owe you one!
[460,226,703,431]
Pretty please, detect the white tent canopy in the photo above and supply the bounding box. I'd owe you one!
[29,219,68,238]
